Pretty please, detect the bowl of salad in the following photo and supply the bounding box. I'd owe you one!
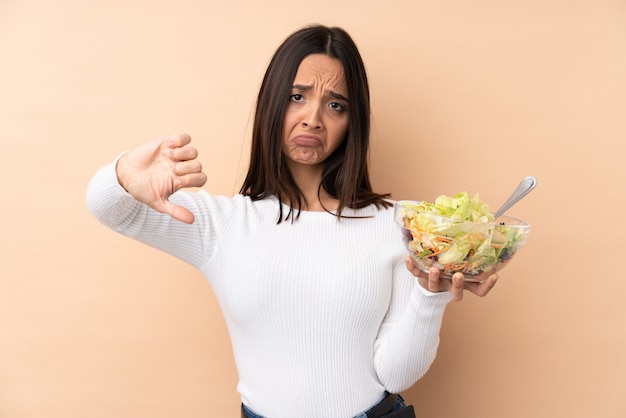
[395,192,530,282]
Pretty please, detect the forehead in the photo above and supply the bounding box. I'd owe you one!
[293,54,347,93]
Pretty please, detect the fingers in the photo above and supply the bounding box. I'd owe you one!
[405,256,498,300]
[424,268,468,301]
[174,160,202,176]
[164,133,192,149]
[449,273,465,301]
[174,172,208,189]
[172,158,207,189]
[162,200,196,224]
[427,267,444,292]
[405,256,427,278]
[160,135,207,190]
[159,133,196,161]
[471,274,498,297]
[405,257,457,294]
[170,142,198,161]
[405,257,431,291]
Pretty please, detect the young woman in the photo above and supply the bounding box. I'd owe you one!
[87,25,497,418]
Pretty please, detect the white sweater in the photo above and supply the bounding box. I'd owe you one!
[86,162,451,418]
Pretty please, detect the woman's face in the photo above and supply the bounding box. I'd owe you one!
[282,54,349,168]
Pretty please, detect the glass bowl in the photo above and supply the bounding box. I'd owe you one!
[395,200,531,282]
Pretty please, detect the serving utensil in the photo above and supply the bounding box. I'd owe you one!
[493,176,537,219]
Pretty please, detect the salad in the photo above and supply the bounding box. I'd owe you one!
[397,192,529,280]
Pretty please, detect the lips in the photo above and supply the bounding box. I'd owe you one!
[292,134,323,147]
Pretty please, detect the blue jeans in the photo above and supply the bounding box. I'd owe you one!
[241,394,406,418]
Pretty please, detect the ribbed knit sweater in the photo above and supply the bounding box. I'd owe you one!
[86,161,451,418]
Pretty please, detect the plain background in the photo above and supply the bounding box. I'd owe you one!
[1,0,625,417]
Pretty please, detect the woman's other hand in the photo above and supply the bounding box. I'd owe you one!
[405,257,498,301]
[115,133,207,224]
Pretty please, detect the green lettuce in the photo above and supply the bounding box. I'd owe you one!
[399,192,527,278]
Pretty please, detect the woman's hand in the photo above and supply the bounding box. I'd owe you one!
[405,257,498,301]
[116,133,207,224]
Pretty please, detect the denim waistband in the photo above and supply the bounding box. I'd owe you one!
[241,393,406,418]
[241,403,265,418]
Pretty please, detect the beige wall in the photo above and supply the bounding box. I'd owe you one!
[1,0,625,417]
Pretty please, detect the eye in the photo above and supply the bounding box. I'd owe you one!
[290,93,304,102]
[329,101,345,112]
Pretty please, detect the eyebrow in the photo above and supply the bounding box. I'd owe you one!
[292,84,349,102]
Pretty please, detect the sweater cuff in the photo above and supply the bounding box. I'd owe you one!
[86,154,141,228]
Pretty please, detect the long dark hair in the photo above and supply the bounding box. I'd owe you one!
[239,24,391,222]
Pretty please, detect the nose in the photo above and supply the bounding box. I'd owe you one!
[301,102,323,130]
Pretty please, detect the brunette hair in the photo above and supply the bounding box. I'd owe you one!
[239,24,391,222]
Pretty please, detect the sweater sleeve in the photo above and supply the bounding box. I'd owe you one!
[373,261,451,393]
[85,160,217,270]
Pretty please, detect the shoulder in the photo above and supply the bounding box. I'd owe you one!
[357,198,397,219]
[181,192,282,222]
[340,199,398,229]
[184,191,271,212]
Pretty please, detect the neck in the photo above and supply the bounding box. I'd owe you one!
[286,162,338,212]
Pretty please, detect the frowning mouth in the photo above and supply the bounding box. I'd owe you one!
[292,135,323,147]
